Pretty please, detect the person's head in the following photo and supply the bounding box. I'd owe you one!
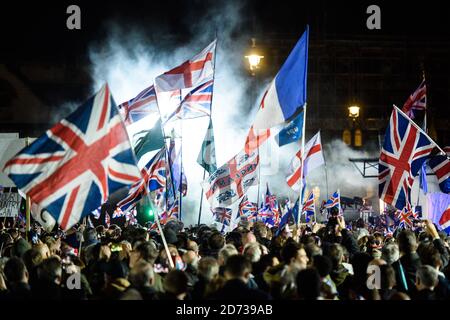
[381,242,399,265]
[44,237,61,256]
[198,257,219,282]
[129,261,154,288]
[83,227,98,245]
[281,240,308,270]
[241,232,257,247]
[327,243,344,269]
[397,230,418,254]
[312,255,332,279]
[224,255,252,282]
[37,256,62,285]
[243,242,262,263]
[163,270,188,300]
[4,257,29,284]
[419,244,442,270]
[183,250,199,268]
[304,242,322,260]
[186,240,199,254]
[208,232,225,251]
[415,265,439,291]
[296,268,321,300]
[130,241,158,268]
[218,244,238,266]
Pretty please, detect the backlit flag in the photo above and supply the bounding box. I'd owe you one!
[118,84,159,126]
[428,146,450,194]
[244,126,271,155]
[402,79,426,121]
[379,107,438,210]
[197,119,217,174]
[155,40,216,92]
[324,191,340,210]
[275,110,304,147]
[426,192,450,234]
[286,131,324,191]
[202,148,259,208]
[3,84,142,230]
[252,26,309,130]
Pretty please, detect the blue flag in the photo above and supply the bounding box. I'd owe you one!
[419,162,428,193]
[275,111,304,147]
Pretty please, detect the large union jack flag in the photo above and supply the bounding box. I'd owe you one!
[116,147,167,213]
[3,84,141,230]
[379,107,437,210]
[402,79,426,120]
[428,146,450,193]
[117,84,159,126]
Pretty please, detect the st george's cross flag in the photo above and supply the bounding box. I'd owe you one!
[3,84,142,230]
[286,131,324,191]
[202,148,259,208]
[155,40,216,92]
[244,126,271,155]
[379,107,438,211]
[252,26,308,130]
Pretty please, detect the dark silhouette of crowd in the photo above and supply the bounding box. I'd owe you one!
[0,208,449,300]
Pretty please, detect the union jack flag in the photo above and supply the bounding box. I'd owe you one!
[163,79,213,124]
[324,191,340,209]
[428,146,450,193]
[379,107,437,210]
[118,85,159,126]
[117,147,167,213]
[302,191,315,222]
[238,195,257,221]
[3,84,141,230]
[212,207,232,226]
[402,79,426,120]
[125,208,138,225]
[112,207,125,219]
[396,204,414,229]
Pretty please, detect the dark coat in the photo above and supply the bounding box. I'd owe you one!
[392,252,421,296]
[208,279,271,300]
[0,282,32,300]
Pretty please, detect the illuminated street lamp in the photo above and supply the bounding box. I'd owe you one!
[245,38,264,75]
[348,105,360,119]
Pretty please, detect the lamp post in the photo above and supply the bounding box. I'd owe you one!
[347,105,362,147]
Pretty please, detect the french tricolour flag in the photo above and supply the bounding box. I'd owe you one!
[252,26,309,130]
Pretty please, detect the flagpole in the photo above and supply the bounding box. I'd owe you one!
[297,103,307,229]
[197,169,206,225]
[179,118,183,222]
[122,89,175,269]
[197,35,218,226]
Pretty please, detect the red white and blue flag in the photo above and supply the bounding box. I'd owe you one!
[3,84,141,230]
[212,207,232,226]
[402,79,426,121]
[238,195,258,221]
[428,146,450,194]
[379,107,437,211]
[118,85,158,126]
[396,204,414,229]
[286,131,324,192]
[163,79,213,124]
[302,191,315,222]
[324,191,340,210]
[116,147,167,213]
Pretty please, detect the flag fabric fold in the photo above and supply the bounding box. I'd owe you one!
[252,26,309,130]
[197,119,217,174]
[3,84,142,230]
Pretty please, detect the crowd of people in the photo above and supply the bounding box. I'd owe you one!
[0,207,449,300]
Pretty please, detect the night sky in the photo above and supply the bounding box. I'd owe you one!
[2,0,450,62]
